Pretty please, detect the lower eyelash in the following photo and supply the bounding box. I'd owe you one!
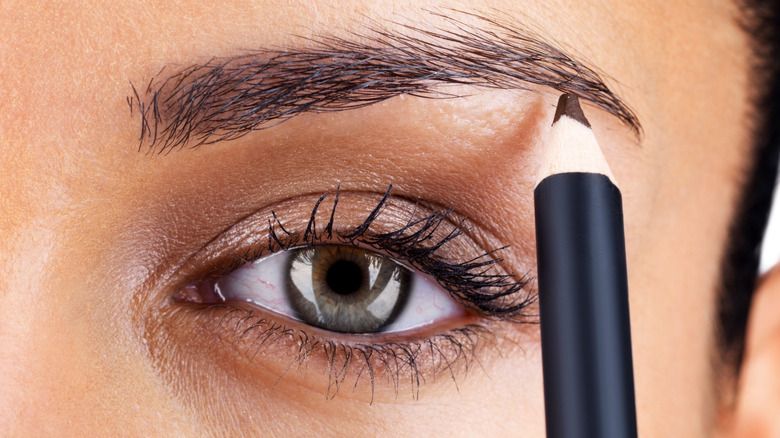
[194,303,497,403]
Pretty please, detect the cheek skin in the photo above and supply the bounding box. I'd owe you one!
[0,253,194,434]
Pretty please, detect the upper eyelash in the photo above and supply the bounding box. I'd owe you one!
[223,183,538,322]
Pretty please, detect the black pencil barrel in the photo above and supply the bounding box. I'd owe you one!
[535,172,637,438]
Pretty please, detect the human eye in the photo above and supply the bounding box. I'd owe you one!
[192,244,465,334]
[163,185,537,401]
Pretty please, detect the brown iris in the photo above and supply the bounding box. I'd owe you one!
[285,245,412,333]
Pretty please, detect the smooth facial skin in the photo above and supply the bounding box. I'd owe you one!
[2,1,780,436]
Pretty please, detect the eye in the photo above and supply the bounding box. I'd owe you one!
[186,244,465,334]
[162,187,539,401]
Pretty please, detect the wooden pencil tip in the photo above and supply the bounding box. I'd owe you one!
[552,94,591,128]
[536,94,617,187]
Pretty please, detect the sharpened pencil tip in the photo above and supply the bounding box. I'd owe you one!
[552,94,591,128]
[537,93,616,187]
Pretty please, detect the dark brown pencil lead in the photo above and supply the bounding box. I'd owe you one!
[552,94,591,128]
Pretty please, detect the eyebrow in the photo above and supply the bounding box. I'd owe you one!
[130,12,642,153]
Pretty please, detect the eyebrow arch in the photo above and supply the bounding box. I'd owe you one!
[130,12,641,153]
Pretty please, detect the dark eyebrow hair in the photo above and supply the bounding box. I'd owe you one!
[130,12,642,153]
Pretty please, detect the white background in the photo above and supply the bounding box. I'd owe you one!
[760,177,780,273]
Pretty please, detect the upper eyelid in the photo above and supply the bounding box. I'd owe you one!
[165,187,538,322]
[168,188,445,281]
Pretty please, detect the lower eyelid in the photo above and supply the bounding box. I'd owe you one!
[180,302,494,401]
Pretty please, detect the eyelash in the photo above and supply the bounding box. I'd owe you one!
[193,304,492,402]
[215,184,537,319]
[179,184,538,400]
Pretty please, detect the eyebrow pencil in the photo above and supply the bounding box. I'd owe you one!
[535,94,638,438]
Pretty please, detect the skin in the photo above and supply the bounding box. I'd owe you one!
[1,0,779,436]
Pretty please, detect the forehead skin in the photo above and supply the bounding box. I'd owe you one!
[0,0,749,437]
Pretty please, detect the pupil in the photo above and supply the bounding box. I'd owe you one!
[326,259,364,295]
